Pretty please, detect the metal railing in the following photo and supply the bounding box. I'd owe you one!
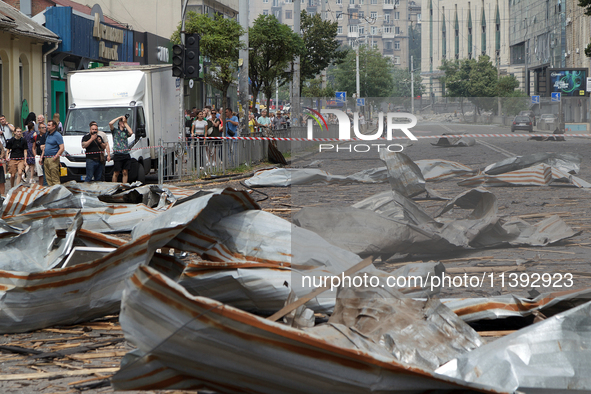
[155,125,336,183]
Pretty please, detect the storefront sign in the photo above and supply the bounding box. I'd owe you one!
[93,13,124,61]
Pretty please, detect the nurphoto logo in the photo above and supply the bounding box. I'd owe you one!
[305,108,418,153]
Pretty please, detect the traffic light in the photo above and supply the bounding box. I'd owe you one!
[184,34,200,79]
[172,44,184,77]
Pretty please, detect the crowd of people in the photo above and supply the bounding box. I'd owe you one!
[0,112,65,197]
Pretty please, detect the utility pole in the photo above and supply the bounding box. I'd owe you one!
[356,43,360,101]
[411,55,414,115]
[239,0,249,134]
[292,0,301,126]
[321,0,327,89]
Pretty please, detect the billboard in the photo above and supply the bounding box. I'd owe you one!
[548,68,588,96]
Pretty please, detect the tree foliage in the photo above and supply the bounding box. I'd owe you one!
[391,67,424,97]
[440,55,521,114]
[329,45,394,97]
[171,12,244,122]
[580,0,591,56]
[302,77,335,98]
[300,11,348,83]
[249,14,304,111]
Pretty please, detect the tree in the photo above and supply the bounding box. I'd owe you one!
[440,55,520,116]
[171,12,245,126]
[579,0,591,56]
[300,11,348,84]
[391,67,424,98]
[302,77,335,98]
[249,14,304,112]
[329,45,394,98]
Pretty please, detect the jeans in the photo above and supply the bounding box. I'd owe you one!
[85,159,102,182]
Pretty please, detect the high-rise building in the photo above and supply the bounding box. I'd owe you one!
[420,0,520,99]
[249,0,421,70]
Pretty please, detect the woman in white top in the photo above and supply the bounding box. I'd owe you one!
[190,110,209,170]
[191,110,208,138]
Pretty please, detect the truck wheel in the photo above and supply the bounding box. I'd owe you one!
[137,163,145,183]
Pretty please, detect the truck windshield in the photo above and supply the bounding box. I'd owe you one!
[64,108,135,135]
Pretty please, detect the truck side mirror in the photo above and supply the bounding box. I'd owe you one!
[136,125,146,138]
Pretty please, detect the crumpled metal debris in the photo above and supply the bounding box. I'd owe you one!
[178,260,444,315]
[378,150,429,198]
[295,186,578,257]
[431,134,476,147]
[459,163,591,188]
[111,265,506,393]
[484,152,582,175]
[442,287,591,322]
[306,286,483,371]
[415,159,475,181]
[436,300,591,392]
[245,158,474,188]
[0,189,256,333]
[243,167,389,187]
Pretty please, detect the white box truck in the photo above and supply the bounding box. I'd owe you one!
[62,65,181,182]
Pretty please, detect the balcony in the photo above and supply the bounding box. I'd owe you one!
[382,30,395,38]
[383,3,395,10]
[347,31,359,38]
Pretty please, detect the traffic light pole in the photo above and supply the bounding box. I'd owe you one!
[178,0,190,153]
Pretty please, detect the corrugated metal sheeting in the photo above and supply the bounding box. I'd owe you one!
[111,265,508,393]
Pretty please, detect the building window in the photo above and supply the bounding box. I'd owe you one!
[337,26,343,34]
[384,26,392,33]
[263,9,269,15]
[394,40,400,49]
[359,25,365,34]
[385,41,393,49]
[395,26,401,34]
[349,25,358,33]
[394,11,400,19]
[370,11,377,19]
[394,56,401,64]
[273,0,280,6]
[336,11,343,19]
[384,13,390,22]
[286,10,293,19]
[371,26,378,34]
[350,0,355,4]
[336,0,342,3]
[349,11,358,19]
[360,0,364,4]
[385,0,393,4]
[359,11,364,18]
[274,10,281,18]
[263,0,268,3]
[371,0,377,4]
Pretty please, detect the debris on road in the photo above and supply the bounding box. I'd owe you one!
[432,134,476,147]
[483,152,582,175]
[437,300,591,392]
[111,265,506,393]
[459,163,591,188]
[442,287,591,322]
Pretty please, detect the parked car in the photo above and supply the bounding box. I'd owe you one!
[511,115,533,132]
[519,110,536,126]
[540,114,558,124]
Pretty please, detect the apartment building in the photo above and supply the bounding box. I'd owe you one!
[249,0,421,70]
